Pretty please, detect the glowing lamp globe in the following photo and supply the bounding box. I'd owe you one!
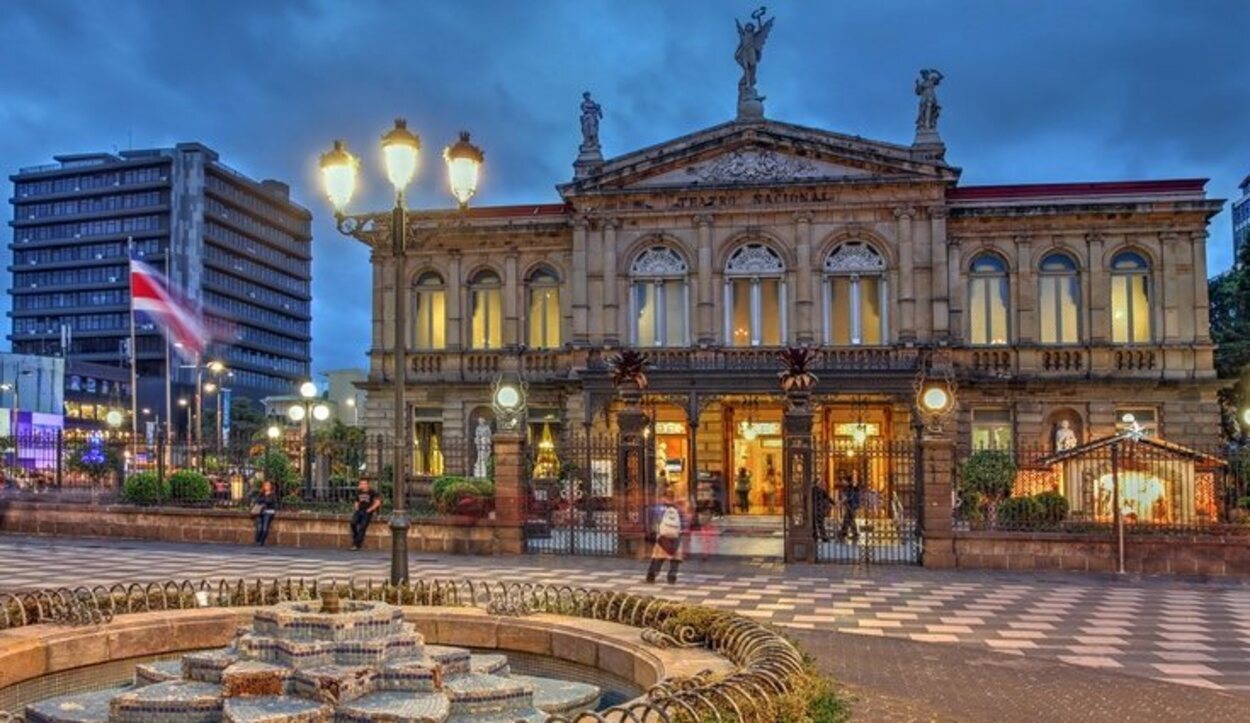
[287,405,306,422]
[1242,408,1250,427]
[266,425,281,440]
[381,119,421,191]
[444,131,484,208]
[319,140,359,211]
[494,384,521,410]
[312,404,331,422]
[299,381,318,399]
[921,386,950,413]
[105,410,124,428]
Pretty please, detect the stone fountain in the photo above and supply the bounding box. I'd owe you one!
[26,591,600,722]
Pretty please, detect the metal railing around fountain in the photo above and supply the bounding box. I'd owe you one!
[1,577,806,722]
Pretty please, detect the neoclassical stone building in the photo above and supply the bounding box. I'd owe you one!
[354,112,1221,514]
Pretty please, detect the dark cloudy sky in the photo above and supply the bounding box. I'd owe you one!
[3,0,1247,375]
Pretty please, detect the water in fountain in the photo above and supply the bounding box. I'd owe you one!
[26,593,600,722]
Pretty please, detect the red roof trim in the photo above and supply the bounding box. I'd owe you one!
[949,179,1207,201]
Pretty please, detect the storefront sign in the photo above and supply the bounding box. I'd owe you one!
[654,421,686,435]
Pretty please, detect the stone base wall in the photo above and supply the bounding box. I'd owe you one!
[0,502,516,555]
[944,531,1250,576]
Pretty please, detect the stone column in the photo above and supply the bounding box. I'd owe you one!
[794,212,815,345]
[603,219,620,346]
[946,237,963,343]
[617,385,649,559]
[491,431,525,555]
[920,430,955,569]
[783,391,815,564]
[503,250,519,348]
[1015,235,1035,344]
[588,219,604,342]
[1085,233,1107,343]
[1161,232,1181,343]
[572,217,590,346]
[1192,230,1211,343]
[895,207,916,342]
[696,215,715,345]
[930,209,950,340]
[446,251,463,351]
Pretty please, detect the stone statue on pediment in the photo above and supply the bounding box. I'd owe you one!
[734,7,774,120]
[914,68,944,146]
[579,92,603,151]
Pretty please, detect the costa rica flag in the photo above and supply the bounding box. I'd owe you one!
[129,259,209,360]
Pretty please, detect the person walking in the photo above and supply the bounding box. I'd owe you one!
[734,467,751,514]
[837,476,862,542]
[250,480,279,546]
[646,493,684,584]
[349,478,383,550]
[813,478,833,542]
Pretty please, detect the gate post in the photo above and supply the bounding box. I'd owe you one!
[920,431,956,568]
[618,385,649,559]
[783,390,816,564]
[492,430,526,555]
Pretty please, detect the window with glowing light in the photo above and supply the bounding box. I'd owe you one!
[724,243,785,347]
[971,408,1013,450]
[628,246,688,347]
[1110,251,1152,344]
[968,254,1009,345]
[1038,252,1080,344]
[469,269,502,350]
[823,241,886,345]
[526,267,561,349]
[411,272,446,350]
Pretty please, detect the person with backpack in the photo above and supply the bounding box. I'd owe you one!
[646,493,685,584]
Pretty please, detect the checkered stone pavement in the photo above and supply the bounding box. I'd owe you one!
[3,536,1249,696]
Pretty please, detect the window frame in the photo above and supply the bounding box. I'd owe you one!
[1038,252,1081,345]
[723,242,787,347]
[968,253,1010,346]
[468,269,503,350]
[1109,251,1153,345]
[526,267,562,350]
[628,246,689,348]
[411,272,446,351]
[822,241,888,346]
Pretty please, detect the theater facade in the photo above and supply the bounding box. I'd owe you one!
[353,101,1222,520]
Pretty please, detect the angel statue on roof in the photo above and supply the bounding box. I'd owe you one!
[735,6,774,102]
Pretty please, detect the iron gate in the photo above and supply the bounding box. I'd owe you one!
[814,438,922,564]
[523,435,621,556]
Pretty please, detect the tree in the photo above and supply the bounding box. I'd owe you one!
[201,396,267,457]
[314,420,366,480]
[1209,242,1250,440]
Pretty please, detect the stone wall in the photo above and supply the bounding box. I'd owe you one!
[947,530,1250,576]
[0,502,509,555]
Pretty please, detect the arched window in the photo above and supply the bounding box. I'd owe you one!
[969,253,1009,345]
[468,269,502,350]
[1038,253,1080,344]
[823,241,886,345]
[1110,251,1151,344]
[526,266,561,349]
[411,272,445,350]
[629,246,688,347]
[724,243,785,347]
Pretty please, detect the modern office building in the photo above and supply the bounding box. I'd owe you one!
[1233,174,1250,262]
[7,143,313,429]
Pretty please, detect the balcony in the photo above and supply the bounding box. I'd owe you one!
[956,344,1210,381]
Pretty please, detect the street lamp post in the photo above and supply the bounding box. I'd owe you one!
[288,381,329,498]
[265,424,281,488]
[319,120,483,585]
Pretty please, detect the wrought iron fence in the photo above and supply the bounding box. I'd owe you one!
[954,440,1250,534]
[524,435,622,556]
[813,438,922,565]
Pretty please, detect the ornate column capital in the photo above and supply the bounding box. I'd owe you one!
[928,206,948,221]
[893,206,916,221]
[603,216,622,230]
[1160,231,1181,244]
[693,214,714,228]
[572,215,591,230]
[947,235,963,248]
[791,211,813,224]
[1084,231,1104,245]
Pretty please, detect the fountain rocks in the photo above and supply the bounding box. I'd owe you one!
[26,597,600,723]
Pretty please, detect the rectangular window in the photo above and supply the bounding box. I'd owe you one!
[662,279,685,346]
[1115,407,1157,437]
[971,408,1013,450]
[635,283,657,346]
[759,278,781,346]
[970,277,1008,345]
[860,276,882,345]
[1112,275,1151,344]
[730,279,752,347]
[528,287,560,349]
[414,289,446,350]
[830,277,852,345]
[471,288,501,349]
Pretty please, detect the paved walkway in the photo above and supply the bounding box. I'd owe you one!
[2,536,1249,708]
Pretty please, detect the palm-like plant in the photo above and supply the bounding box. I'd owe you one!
[609,349,651,391]
[777,347,819,392]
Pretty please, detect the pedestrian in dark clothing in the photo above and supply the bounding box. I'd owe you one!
[646,494,684,584]
[838,478,862,542]
[350,479,383,550]
[813,481,833,542]
[251,481,279,546]
[734,467,751,514]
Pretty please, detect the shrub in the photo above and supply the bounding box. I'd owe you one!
[996,495,1044,529]
[254,449,299,496]
[122,471,169,505]
[431,475,494,514]
[1034,490,1070,526]
[957,489,986,523]
[1238,495,1250,511]
[168,470,212,502]
[960,449,1017,503]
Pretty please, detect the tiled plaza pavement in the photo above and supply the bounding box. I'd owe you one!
[3,536,1249,702]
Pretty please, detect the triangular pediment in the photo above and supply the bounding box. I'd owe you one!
[559,119,959,198]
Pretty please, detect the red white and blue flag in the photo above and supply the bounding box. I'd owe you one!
[129,259,209,359]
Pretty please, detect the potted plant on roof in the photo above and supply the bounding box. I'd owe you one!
[778,346,819,412]
[609,348,651,405]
